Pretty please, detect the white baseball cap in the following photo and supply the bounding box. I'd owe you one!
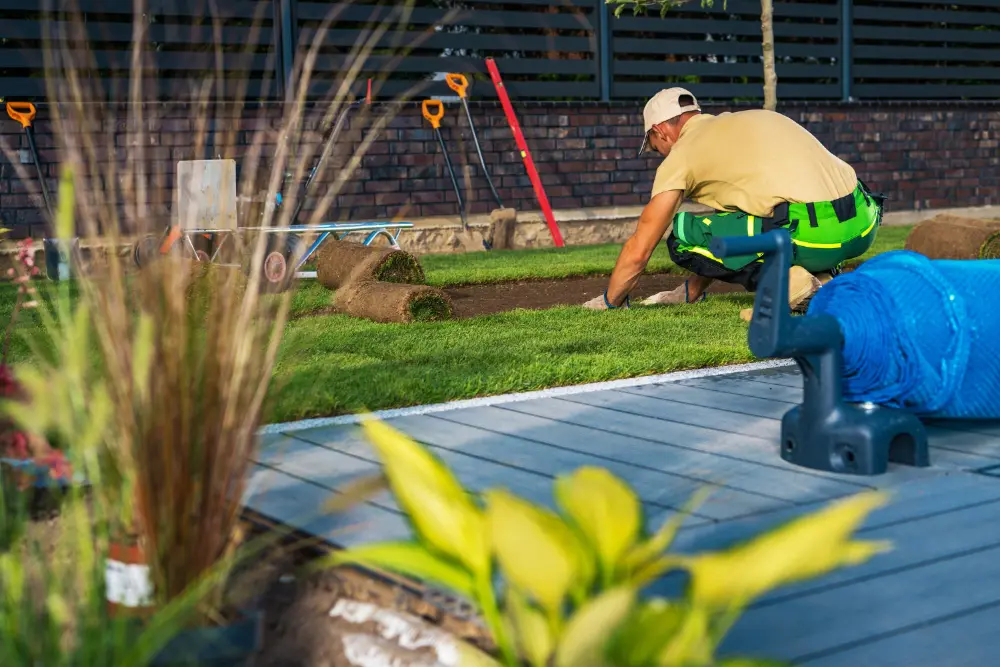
[638,87,701,156]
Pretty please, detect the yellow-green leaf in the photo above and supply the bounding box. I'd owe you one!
[504,587,554,667]
[656,605,713,666]
[325,541,476,600]
[622,485,713,577]
[604,598,687,666]
[685,490,892,609]
[453,637,506,667]
[485,488,580,614]
[554,467,641,579]
[361,419,490,576]
[553,586,636,667]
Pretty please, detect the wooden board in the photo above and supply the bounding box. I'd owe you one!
[243,464,411,548]
[243,364,1000,666]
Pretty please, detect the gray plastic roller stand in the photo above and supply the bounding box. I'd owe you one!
[709,229,929,476]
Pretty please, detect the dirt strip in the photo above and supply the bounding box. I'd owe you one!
[442,273,748,319]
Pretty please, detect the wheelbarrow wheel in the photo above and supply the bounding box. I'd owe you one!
[133,233,162,269]
[242,233,301,293]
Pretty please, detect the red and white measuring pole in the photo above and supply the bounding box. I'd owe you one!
[484,58,565,248]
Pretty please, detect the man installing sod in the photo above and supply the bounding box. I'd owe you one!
[584,87,885,318]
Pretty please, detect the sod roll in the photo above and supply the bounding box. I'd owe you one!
[905,214,1000,260]
[333,280,452,323]
[315,240,425,290]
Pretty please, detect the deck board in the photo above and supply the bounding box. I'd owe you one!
[433,405,861,506]
[289,421,674,526]
[244,464,411,547]
[800,601,1000,666]
[720,536,1000,663]
[650,378,1000,470]
[245,363,1000,666]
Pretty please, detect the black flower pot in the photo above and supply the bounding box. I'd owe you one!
[151,609,263,667]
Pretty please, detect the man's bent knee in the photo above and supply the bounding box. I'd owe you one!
[666,233,760,292]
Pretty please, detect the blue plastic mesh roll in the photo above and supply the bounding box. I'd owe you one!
[806,249,1000,419]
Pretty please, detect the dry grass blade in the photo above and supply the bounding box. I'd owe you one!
[31,0,435,617]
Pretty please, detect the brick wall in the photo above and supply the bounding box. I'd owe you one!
[1,101,998,238]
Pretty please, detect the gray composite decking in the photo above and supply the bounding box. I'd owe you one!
[245,364,1000,666]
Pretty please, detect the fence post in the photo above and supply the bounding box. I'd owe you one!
[840,0,852,101]
[597,0,612,101]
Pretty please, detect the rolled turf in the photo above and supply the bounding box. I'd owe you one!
[333,280,452,323]
[905,214,1000,260]
[315,240,425,289]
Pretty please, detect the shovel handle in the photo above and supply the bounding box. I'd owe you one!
[445,73,469,99]
[421,99,444,129]
[6,102,36,128]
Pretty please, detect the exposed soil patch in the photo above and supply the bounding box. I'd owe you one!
[250,540,494,667]
[443,273,747,319]
[303,273,750,321]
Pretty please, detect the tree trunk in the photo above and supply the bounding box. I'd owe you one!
[760,0,777,111]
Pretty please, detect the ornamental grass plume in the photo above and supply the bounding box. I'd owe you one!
[0,0,445,626]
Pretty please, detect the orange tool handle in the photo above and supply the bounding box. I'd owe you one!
[6,102,36,129]
[421,99,444,129]
[445,73,469,99]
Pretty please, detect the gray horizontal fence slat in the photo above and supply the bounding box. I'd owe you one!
[612,38,840,59]
[613,61,838,79]
[147,0,274,19]
[853,26,1000,44]
[853,0,1000,8]
[311,54,596,76]
[20,0,274,19]
[854,5,1000,27]
[681,0,840,19]
[457,0,595,7]
[611,82,840,99]
[318,77,599,100]
[854,44,1000,62]
[854,64,1000,81]
[0,75,279,99]
[0,48,276,72]
[611,0,838,19]
[853,84,1000,98]
[296,28,595,53]
[614,17,838,39]
[295,4,596,31]
[0,19,270,45]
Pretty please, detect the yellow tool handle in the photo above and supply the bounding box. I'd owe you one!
[6,101,36,129]
[445,73,469,99]
[421,99,444,129]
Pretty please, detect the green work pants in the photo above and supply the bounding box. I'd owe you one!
[665,180,884,290]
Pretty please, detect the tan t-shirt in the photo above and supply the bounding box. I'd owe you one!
[650,110,858,218]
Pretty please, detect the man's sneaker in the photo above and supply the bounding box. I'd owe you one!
[788,265,823,312]
[740,266,822,322]
[640,280,707,305]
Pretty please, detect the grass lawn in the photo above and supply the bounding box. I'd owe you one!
[2,226,912,423]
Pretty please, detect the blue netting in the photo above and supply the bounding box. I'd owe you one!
[806,249,1000,419]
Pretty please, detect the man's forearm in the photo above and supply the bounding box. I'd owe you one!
[605,220,673,306]
[605,237,648,306]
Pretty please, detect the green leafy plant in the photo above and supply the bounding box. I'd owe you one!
[326,419,892,666]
